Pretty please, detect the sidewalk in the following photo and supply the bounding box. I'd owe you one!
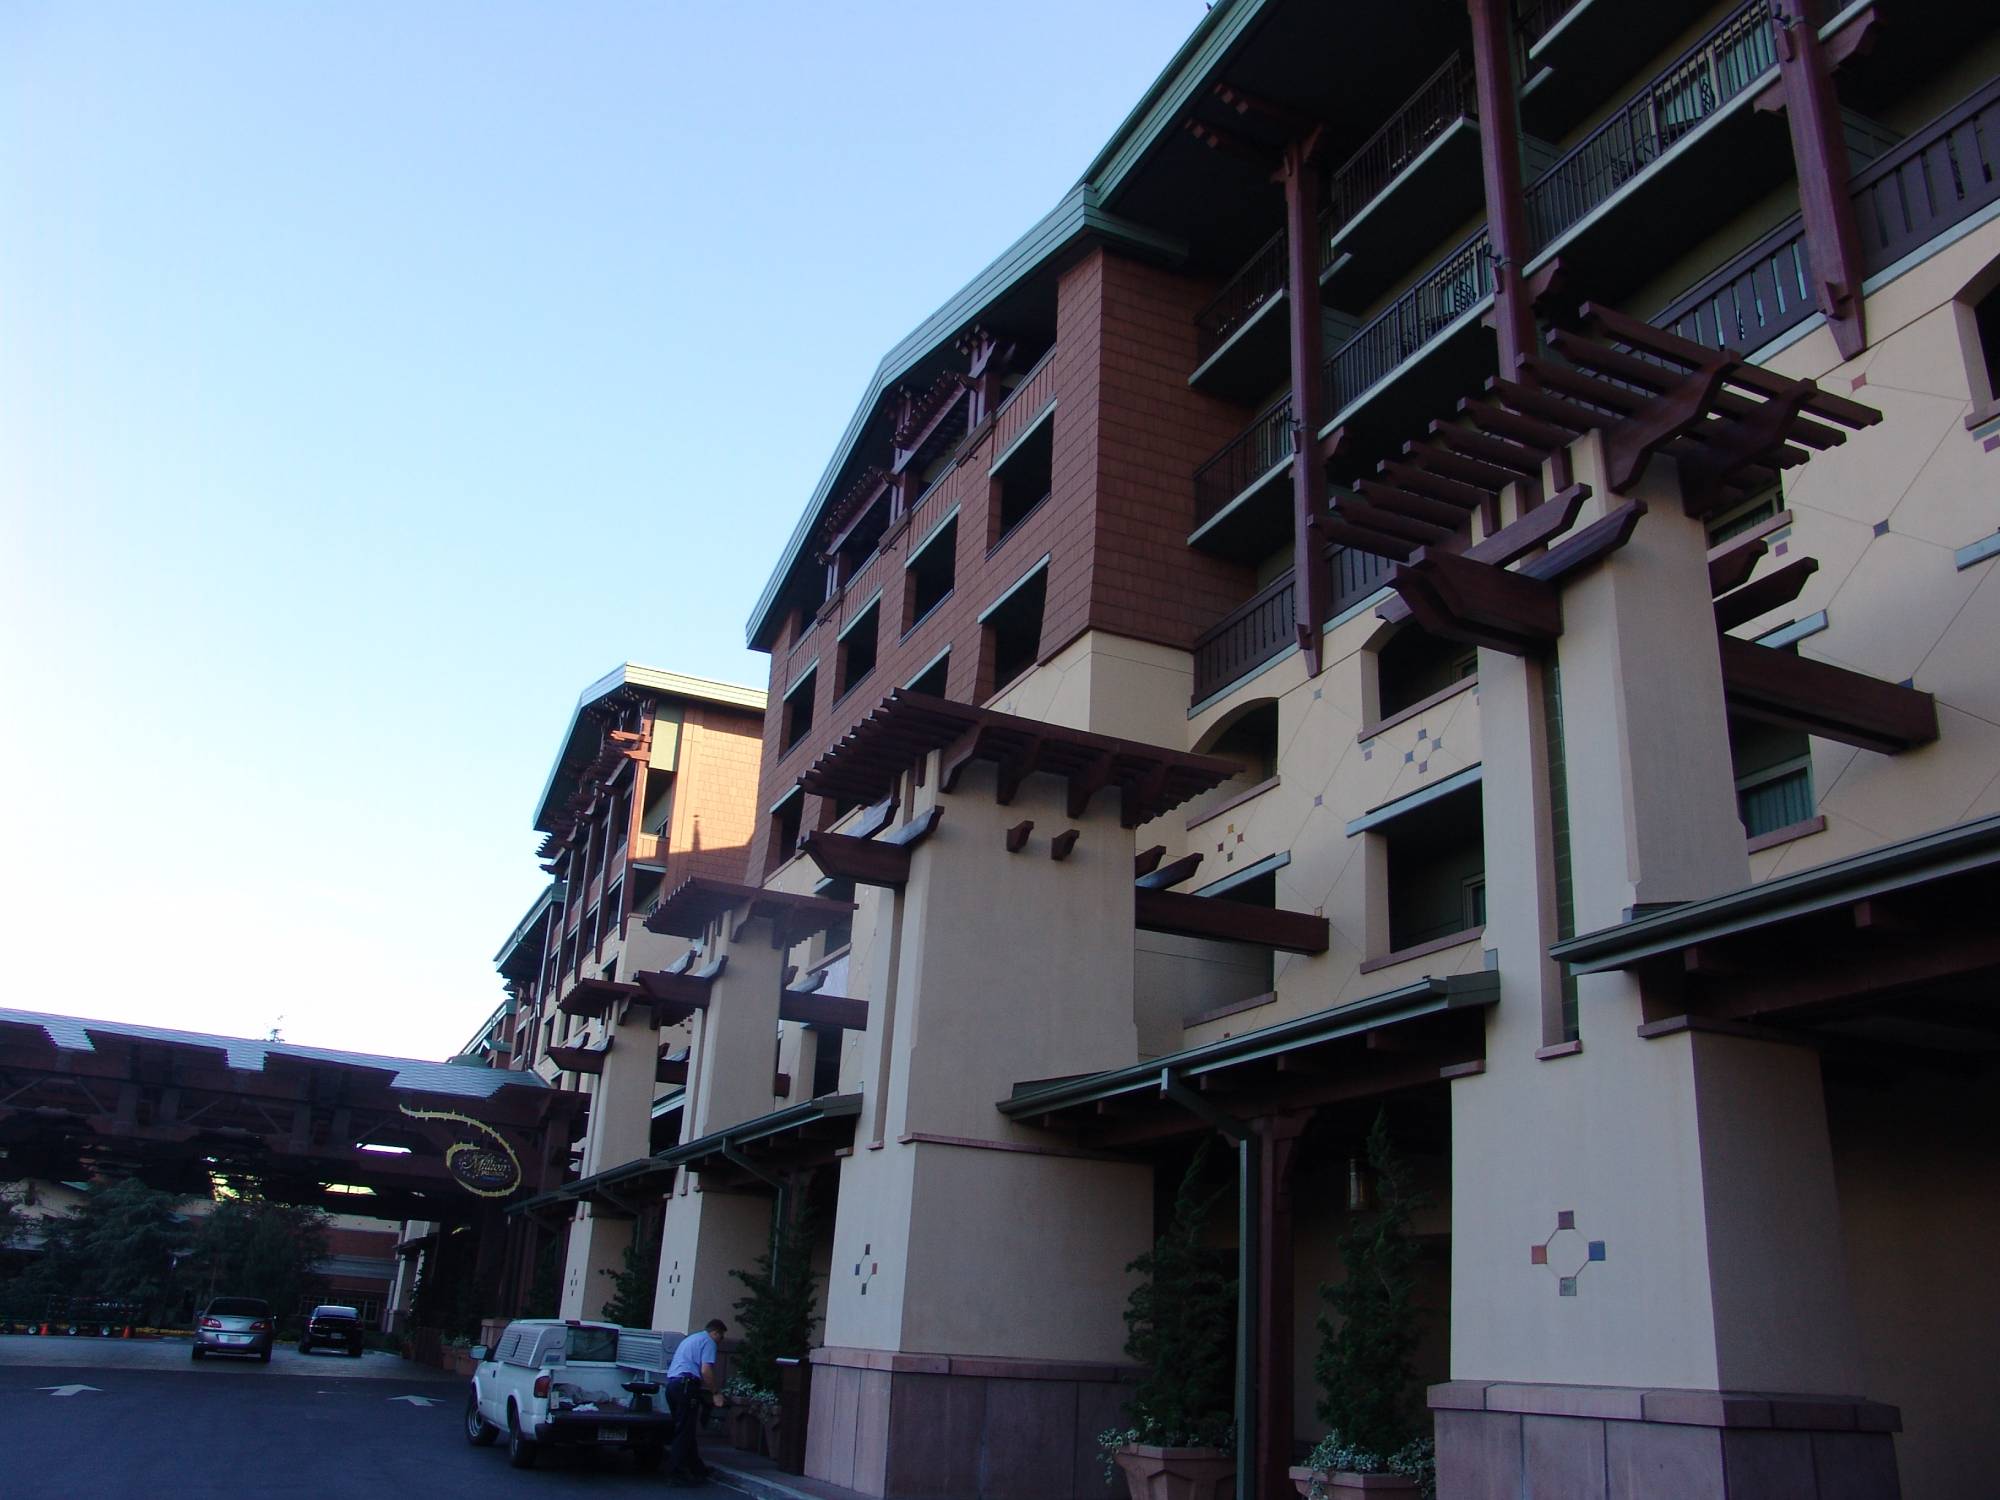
[709,1448,878,1500]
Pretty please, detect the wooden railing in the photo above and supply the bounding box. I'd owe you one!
[1195,229,1287,364]
[1852,75,2000,276]
[1515,0,1580,51]
[1321,53,1479,252]
[1656,214,1812,353]
[1191,547,1397,702]
[990,345,1059,453]
[1656,76,2000,354]
[1193,392,1295,530]
[1525,0,1774,250]
[1324,228,1494,418]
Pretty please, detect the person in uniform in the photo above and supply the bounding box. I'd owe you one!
[665,1317,728,1484]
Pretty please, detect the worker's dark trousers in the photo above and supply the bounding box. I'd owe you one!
[666,1377,708,1477]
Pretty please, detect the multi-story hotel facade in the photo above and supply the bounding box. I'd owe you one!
[503,4,1999,1497]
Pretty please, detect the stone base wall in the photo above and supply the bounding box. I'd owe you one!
[805,1345,1137,1499]
[1431,1381,1902,1499]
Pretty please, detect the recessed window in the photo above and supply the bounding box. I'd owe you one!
[988,408,1054,549]
[782,667,817,752]
[904,514,958,634]
[837,600,880,701]
[1376,780,1486,953]
[767,788,805,875]
[1706,490,1781,546]
[1970,279,2000,409]
[1730,716,1813,837]
[906,649,949,699]
[979,562,1047,698]
[1375,625,1477,720]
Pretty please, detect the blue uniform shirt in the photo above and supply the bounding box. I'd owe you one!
[667,1329,717,1382]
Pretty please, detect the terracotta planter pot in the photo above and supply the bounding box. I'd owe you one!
[1287,1468,1420,1498]
[1114,1444,1236,1500]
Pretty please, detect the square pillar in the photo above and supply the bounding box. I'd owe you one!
[807,761,1155,1498]
[1440,444,1891,1498]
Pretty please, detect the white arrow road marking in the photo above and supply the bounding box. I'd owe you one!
[38,1385,101,1397]
[388,1395,443,1407]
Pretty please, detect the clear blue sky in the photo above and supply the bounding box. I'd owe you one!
[0,2,1209,1060]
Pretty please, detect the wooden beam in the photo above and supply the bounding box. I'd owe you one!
[779,991,870,1030]
[800,828,913,889]
[1714,556,1818,632]
[1136,852,1205,891]
[1463,482,1590,568]
[1390,548,1563,656]
[1135,888,1329,955]
[1354,479,1473,530]
[1718,635,1937,753]
[1708,532,1769,595]
[1135,845,1167,878]
[1377,459,1492,511]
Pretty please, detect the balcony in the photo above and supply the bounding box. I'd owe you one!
[1517,0,1712,138]
[630,829,668,869]
[1654,75,2000,356]
[1320,228,1496,446]
[1190,393,1296,560]
[1319,53,1485,310]
[1523,0,1791,301]
[1191,229,1288,404]
[1191,546,1397,704]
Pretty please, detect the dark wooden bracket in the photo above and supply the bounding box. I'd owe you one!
[1050,829,1080,862]
[1005,820,1034,853]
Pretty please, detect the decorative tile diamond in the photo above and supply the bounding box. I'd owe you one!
[1530,1211,1606,1298]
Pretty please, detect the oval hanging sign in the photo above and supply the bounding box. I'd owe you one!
[397,1103,524,1198]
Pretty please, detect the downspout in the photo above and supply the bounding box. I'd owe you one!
[1159,1069,1258,1500]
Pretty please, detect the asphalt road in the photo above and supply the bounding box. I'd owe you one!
[0,1336,724,1499]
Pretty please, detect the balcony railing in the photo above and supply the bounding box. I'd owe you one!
[1193,393,1295,531]
[1656,75,2000,355]
[1195,229,1287,365]
[1191,546,1398,703]
[1853,75,2000,277]
[1525,0,1774,250]
[1324,229,1494,418]
[1657,215,1812,354]
[1320,53,1478,254]
[1515,0,1580,51]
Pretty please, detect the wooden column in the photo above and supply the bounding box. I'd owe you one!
[1466,0,1537,377]
[1256,1112,1311,1500]
[1280,136,1330,674]
[1773,0,1867,359]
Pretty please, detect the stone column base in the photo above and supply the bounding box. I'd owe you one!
[805,1345,1138,1499]
[1430,1380,1902,1499]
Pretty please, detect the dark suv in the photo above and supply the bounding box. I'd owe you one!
[299,1304,366,1357]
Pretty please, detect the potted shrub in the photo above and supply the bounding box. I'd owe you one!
[727,1208,820,1462]
[1099,1144,1237,1500]
[1291,1112,1435,1500]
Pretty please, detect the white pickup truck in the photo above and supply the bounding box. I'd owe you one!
[463,1318,684,1471]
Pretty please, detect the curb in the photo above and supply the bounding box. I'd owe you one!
[707,1462,823,1500]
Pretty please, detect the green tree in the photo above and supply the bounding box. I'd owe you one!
[599,1229,659,1327]
[728,1208,820,1394]
[524,1233,562,1319]
[1120,1142,1236,1450]
[73,1179,192,1323]
[1315,1111,1427,1458]
[190,1195,329,1324]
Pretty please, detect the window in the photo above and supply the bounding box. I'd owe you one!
[905,649,949,698]
[904,514,958,634]
[978,561,1047,698]
[1730,716,1813,838]
[1354,778,1486,955]
[782,667,817,751]
[988,408,1054,549]
[767,788,805,875]
[1375,625,1477,721]
[836,599,880,700]
[1969,279,2000,413]
[1706,490,1780,546]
